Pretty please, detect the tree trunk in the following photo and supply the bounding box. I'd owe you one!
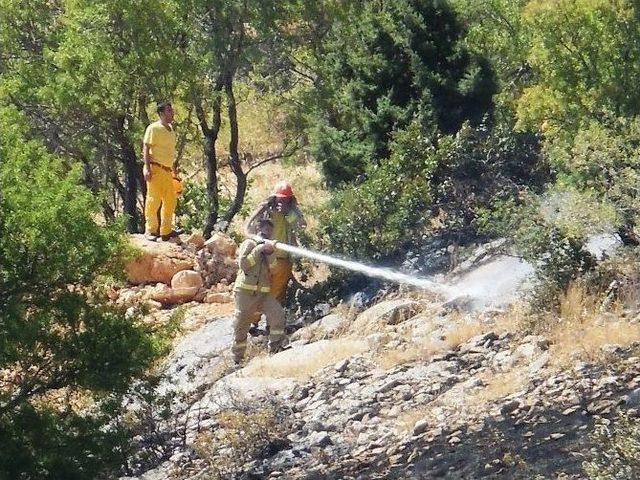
[195,91,223,238]
[116,117,141,233]
[221,81,246,230]
[121,141,141,233]
[203,132,219,237]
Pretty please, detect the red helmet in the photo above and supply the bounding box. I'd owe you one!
[273,180,294,198]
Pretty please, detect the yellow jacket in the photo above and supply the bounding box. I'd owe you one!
[234,238,275,293]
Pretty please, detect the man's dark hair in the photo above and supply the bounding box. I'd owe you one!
[156,101,172,114]
[257,218,273,229]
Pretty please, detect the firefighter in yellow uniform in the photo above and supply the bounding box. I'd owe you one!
[244,181,306,333]
[232,219,286,364]
[142,101,180,241]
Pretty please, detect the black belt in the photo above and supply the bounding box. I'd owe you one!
[150,161,172,172]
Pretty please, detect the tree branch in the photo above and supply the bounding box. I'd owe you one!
[246,137,302,176]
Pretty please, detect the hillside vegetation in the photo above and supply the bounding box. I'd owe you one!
[4,0,640,478]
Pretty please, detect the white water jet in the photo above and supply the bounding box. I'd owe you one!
[272,240,453,296]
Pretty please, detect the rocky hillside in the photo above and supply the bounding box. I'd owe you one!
[117,235,640,480]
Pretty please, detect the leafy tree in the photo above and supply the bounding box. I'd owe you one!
[179,0,299,236]
[320,119,545,259]
[544,117,640,245]
[297,0,496,186]
[0,108,164,478]
[0,0,185,232]
[451,0,531,109]
[517,0,640,132]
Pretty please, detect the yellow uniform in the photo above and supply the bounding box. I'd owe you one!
[233,239,286,362]
[143,121,175,167]
[143,121,177,236]
[268,211,299,302]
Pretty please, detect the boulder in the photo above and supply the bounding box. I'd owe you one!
[146,283,197,305]
[348,300,421,333]
[126,235,194,285]
[290,313,348,342]
[171,270,204,291]
[163,270,203,304]
[205,232,237,256]
[204,292,234,304]
[185,232,205,250]
[196,233,238,288]
[194,289,207,303]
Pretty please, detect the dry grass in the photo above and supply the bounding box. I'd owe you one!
[189,396,290,480]
[178,302,236,333]
[397,405,434,434]
[242,338,367,379]
[547,283,640,366]
[376,340,443,369]
[468,368,529,404]
[551,320,640,365]
[443,321,486,349]
[558,282,599,323]
[491,303,529,334]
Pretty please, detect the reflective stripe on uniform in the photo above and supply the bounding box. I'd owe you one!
[270,328,285,336]
[247,254,256,267]
[236,283,271,293]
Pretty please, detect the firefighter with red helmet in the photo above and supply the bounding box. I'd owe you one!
[244,180,307,333]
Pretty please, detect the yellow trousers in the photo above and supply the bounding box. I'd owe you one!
[233,290,286,362]
[251,258,292,326]
[271,257,293,303]
[145,165,176,236]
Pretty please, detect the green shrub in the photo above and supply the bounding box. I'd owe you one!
[301,0,496,186]
[319,119,546,260]
[190,397,292,480]
[0,108,165,478]
[175,181,210,233]
[483,192,598,312]
[476,116,640,313]
[318,121,435,260]
[519,223,596,311]
[175,180,247,235]
[583,247,640,309]
[545,117,640,245]
[583,413,640,479]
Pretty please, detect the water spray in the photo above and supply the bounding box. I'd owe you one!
[254,237,453,296]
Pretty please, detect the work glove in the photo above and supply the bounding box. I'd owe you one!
[257,240,276,255]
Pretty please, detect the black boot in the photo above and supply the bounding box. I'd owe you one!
[248,324,261,337]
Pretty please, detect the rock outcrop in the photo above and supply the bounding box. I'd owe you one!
[196,233,238,288]
[122,294,640,480]
[126,235,195,285]
[121,234,238,306]
[146,283,199,305]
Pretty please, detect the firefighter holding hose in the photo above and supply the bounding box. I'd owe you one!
[244,180,307,334]
[232,219,286,364]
